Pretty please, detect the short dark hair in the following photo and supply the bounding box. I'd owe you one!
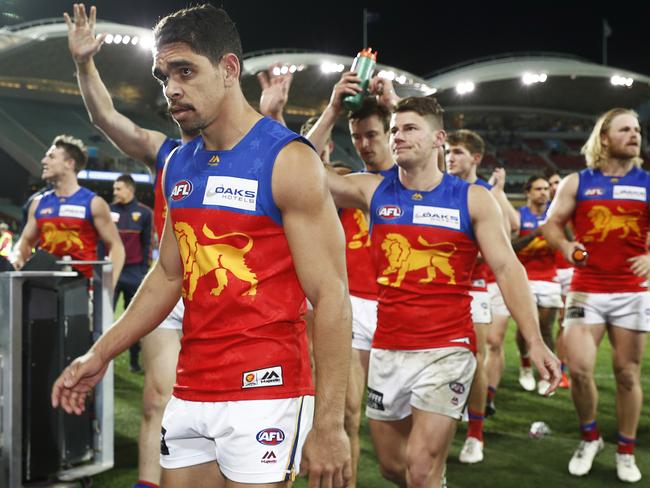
[347,97,391,133]
[394,96,444,130]
[153,4,243,75]
[53,135,88,172]
[543,167,560,180]
[447,130,485,157]
[116,174,136,191]
[524,174,549,193]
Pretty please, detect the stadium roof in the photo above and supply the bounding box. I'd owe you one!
[425,53,650,120]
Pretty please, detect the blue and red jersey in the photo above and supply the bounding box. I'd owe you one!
[572,167,650,293]
[370,168,478,352]
[470,178,492,291]
[164,117,314,402]
[34,187,98,278]
[153,137,182,240]
[517,205,556,281]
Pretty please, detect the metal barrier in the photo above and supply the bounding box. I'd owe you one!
[0,261,114,487]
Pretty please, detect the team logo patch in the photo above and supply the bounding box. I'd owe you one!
[523,221,535,229]
[261,451,277,463]
[203,176,258,211]
[39,207,54,216]
[59,204,86,219]
[377,205,403,219]
[449,382,466,394]
[256,428,285,445]
[411,192,423,201]
[171,180,193,201]
[584,187,605,197]
[367,387,385,411]
[412,205,461,230]
[207,155,220,166]
[132,211,141,222]
[566,306,585,319]
[242,366,283,389]
[613,185,646,202]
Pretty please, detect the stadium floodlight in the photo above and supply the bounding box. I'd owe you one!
[139,35,154,50]
[122,35,131,45]
[320,61,345,74]
[395,74,407,85]
[377,70,396,81]
[113,34,122,44]
[456,81,475,95]
[610,75,634,87]
[288,64,297,74]
[131,36,139,46]
[280,65,289,75]
[104,33,114,44]
[522,72,548,85]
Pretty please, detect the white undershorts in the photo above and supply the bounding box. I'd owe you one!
[470,290,492,324]
[160,395,314,483]
[158,298,184,330]
[529,280,563,309]
[554,267,574,297]
[563,291,650,332]
[487,282,511,317]
[351,294,378,351]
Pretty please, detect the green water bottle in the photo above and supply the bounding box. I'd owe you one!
[343,47,378,111]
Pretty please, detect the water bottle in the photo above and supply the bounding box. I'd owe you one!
[343,47,378,111]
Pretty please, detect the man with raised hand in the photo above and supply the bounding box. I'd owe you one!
[65,5,189,486]
[543,108,649,483]
[55,4,352,487]
[318,96,560,487]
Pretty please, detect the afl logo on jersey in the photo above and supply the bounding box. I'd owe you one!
[377,205,403,219]
[256,428,285,445]
[171,180,193,201]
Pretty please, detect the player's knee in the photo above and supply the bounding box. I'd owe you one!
[613,365,640,392]
[406,451,438,488]
[378,458,406,485]
[142,382,173,419]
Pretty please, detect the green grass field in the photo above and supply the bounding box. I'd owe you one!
[91,314,650,488]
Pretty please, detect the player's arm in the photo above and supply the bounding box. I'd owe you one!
[541,173,582,264]
[91,196,124,288]
[489,168,519,235]
[65,4,166,165]
[470,185,561,393]
[273,141,352,487]
[10,199,40,269]
[140,206,153,270]
[52,184,183,415]
[305,71,362,156]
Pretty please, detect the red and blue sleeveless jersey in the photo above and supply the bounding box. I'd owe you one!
[340,208,378,300]
[153,137,182,240]
[163,117,314,402]
[370,168,477,352]
[470,178,492,291]
[34,187,98,278]
[517,205,556,281]
[571,167,650,293]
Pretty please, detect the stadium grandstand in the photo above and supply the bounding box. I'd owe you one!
[1,19,649,225]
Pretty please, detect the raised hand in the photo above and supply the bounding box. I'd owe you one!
[257,64,293,123]
[64,3,106,64]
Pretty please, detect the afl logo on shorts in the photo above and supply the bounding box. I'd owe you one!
[171,180,193,201]
[377,205,402,219]
[256,428,285,445]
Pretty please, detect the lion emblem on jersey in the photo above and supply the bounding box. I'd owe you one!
[40,222,84,252]
[584,205,642,242]
[174,222,258,301]
[520,235,548,255]
[348,209,370,250]
[377,233,456,288]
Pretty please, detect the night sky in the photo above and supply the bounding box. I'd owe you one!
[4,0,650,78]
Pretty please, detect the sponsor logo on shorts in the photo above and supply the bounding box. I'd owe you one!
[203,176,258,211]
[613,185,646,202]
[377,205,403,219]
[367,387,385,411]
[160,427,169,456]
[59,204,86,219]
[451,397,459,406]
[242,366,283,389]
[261,451,277,464]
[644,308,650,316]
[412,205,460,230]
[481,302,489,310]
[449,382,466,394]
[566,306,585,319]
[171,180,193,201]
[584,187,604,197]
[257,428,285,445]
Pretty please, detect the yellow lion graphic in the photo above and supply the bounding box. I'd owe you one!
[520,234,548,255]
[41,222,84,252]
[377,233,457,287]
[348,209,370,250]
[174,222,258,301]
[584,205,642,242]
